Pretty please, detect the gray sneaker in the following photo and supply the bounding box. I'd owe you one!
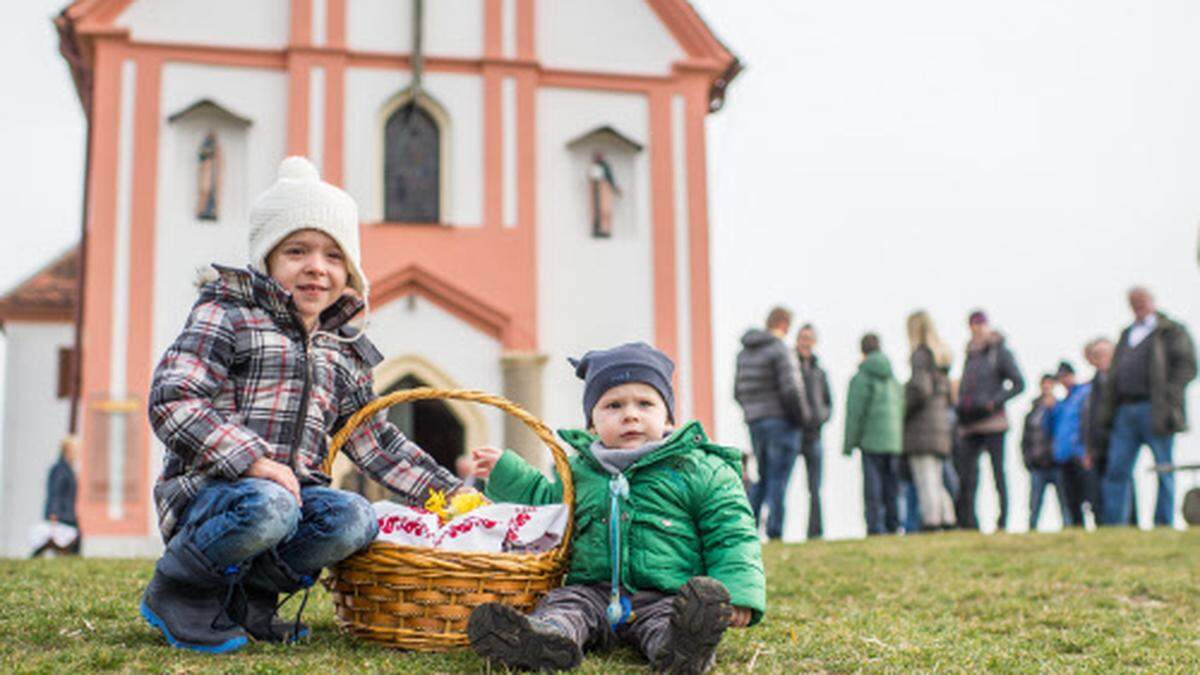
[653,577,732,674]
[467,602,582,671]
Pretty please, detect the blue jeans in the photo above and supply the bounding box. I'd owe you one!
[748,417,801,539]
[799,435,825,539]
[861,451,900,535]
[1028,467,1069,529]
[168,478,378,580]
[898,460,920,532]
[1103,402,1175,526]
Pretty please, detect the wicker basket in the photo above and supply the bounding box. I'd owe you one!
[319,387,574,651]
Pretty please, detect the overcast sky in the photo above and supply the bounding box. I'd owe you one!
[2,1,1198,540]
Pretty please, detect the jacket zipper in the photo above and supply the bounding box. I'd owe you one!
[286,328,314,472]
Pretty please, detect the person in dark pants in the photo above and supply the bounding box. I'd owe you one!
[735,307,811,540]
[955,310,1025,531]
[844,334,904,536]
[1023,375,1069,530]
[795,323,832,539]
[1046,362,1090,527]
[1098,287,1197,527]
[1082,337,1136,525]
[31,435,81,557]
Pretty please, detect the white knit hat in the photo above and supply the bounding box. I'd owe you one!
[248,156,367,298]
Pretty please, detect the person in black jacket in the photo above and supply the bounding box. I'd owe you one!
[735,306,810,540]
[955,310,1025,531]
[1024,375,1068,530]
[795,323,832,539]
[32,435,81,557]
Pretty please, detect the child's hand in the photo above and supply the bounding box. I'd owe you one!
[729,606,752,628]
[245,457,302,505]
[471,446,503,479]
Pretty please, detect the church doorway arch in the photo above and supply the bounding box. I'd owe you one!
[331,355,488,503]
[381,374,462,473]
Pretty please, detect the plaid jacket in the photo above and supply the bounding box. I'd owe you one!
[149,265,462,542]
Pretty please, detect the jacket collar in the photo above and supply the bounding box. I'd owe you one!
[558,421,739,474]
[207,264,364,334]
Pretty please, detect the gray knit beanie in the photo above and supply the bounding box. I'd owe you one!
[569,342,676,426]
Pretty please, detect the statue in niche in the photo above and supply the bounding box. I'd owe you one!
[196,131,221,221]
[588,152,620,238]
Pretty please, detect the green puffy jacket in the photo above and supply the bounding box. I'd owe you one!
[843,351,903,455]
[484,421,767,624]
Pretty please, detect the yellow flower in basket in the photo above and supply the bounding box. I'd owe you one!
[424,488,487,524]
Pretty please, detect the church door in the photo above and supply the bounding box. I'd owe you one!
[342,374,465,502]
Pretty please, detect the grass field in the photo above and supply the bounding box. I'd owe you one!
[1,528,1198,673]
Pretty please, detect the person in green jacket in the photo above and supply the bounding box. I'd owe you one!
[844,333,904,535]
[466,343,765,673]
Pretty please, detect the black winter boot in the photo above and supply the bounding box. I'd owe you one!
[231,550,314,643]
[139,542,249,654]
[467,602,582,671]
[652,577,732,675]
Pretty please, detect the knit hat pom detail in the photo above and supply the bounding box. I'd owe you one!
[278,156,320,182]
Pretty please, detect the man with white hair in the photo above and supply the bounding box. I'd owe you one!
[1098,287,1197,527]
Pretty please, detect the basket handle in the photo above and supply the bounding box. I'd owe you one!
[321,387,575,558]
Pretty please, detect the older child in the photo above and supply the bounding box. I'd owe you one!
[467,343,765,673]
[140,157,468,653]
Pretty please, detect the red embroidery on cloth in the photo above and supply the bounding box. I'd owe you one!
[378,515,431,537]
[505,507,536,542]
[431,516,499,546]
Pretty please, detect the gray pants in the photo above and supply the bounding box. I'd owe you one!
[909,455,956,528]
[533,583,676,659]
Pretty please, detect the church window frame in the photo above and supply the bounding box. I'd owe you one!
[375,88,453,225]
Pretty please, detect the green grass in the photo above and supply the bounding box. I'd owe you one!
[2,529,1198,672]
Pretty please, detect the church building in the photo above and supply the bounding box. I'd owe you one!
[0,0,739,556]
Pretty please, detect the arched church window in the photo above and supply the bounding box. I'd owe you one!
[384,104,440,223]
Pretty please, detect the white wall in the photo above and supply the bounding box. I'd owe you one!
[343,68,483,225]
[0,322,73,557]
[117,0,290,50]
[536,88,655,431]
[367,295,503,446]
[536,0,685,76]
[153,63,289,364]
[346,0,483,58]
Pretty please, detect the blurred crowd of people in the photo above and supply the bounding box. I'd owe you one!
[734,286,1197,538]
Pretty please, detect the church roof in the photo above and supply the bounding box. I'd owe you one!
[56,0,742,112]
[0,246,79,327]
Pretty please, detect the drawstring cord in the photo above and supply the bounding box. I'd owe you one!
[211,564,244,631]
[605,473,633,631]
[279,574,315,643]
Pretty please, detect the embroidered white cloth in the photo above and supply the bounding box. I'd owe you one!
[372,501,569,554]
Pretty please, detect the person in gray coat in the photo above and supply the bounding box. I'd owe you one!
[903,311,957,530]
[735,306,811,540]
